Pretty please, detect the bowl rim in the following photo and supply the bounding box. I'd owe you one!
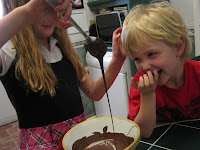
[62,117,140,150]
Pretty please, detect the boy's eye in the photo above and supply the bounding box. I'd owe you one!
[148,53,156,57]
[134,58,140,61]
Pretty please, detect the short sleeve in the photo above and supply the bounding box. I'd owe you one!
[128,84,141,121]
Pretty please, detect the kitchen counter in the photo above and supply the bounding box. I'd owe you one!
[136,119,200,150]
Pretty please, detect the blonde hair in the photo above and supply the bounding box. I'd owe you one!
[121,1,192,60]
[2,0,86,96]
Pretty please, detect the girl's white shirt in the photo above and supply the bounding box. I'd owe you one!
[0,37,63,76]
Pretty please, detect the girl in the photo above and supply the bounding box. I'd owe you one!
[0,0,126,149]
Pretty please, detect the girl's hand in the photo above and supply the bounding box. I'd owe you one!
[132,70,158,95]
[24,0,72,29]
[54,0,72,20]
[112,28,127,61]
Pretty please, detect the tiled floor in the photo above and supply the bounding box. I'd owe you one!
[0,117,96,150]
[136,119,200,150]
[0,121,19,150]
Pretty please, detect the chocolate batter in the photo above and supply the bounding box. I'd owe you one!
[72,126,134,150]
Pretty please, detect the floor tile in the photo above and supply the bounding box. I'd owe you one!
[149,145,172,150]
[136,141,152,150]
[141,124,171,144]
[177,119,200,128]
[0,140,19,150]
[156,124,200,150]
[0,121,19,150]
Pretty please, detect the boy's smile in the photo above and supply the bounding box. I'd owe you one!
[130,39,185,88]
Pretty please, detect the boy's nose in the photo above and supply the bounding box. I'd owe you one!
[141,61,151,72]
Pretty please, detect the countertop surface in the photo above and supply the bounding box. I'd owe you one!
[136,119,200,150]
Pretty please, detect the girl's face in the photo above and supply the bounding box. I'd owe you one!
[130,39,183,87]
[32,24,55,41]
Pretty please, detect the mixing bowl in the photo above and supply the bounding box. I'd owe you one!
[62,117,140,150]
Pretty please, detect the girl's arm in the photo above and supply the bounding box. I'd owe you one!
[0,0,72,48]
[79,28,127,101]
[0,0,72,69]
[0,7,26,49]
[133,71,158,138]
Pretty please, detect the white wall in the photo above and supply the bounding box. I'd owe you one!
[0,82,17,126]
[0,1,18,126]
[83,0,96,27]
[170,0,194,29]
[0,2,3,19]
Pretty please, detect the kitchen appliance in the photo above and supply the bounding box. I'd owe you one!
[86,51,132,118]
[95,10,127,43]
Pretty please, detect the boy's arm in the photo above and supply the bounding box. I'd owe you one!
[134,92,156,138]
[132,71,158,138]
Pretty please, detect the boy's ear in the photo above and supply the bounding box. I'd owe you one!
[175,36,185,57]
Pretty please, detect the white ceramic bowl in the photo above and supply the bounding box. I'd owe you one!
[62,117,140,150]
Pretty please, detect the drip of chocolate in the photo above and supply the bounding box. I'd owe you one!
[85,37,107,59]
[73,39,135,150]
[72,126,134,150]
[85,37,116,140]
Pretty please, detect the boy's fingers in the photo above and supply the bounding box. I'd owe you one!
[138,76,144,88]
[153,70,158,82]
[143,74,150,87]
[147,71,154,85]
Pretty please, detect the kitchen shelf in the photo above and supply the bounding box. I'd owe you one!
[87,0,154,12]
[87,0,128,11]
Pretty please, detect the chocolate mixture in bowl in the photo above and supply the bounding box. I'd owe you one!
[72,126,134,150]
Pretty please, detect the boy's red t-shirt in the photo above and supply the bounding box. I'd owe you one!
[129,59,200,122]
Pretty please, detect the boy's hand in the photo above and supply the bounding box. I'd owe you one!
[132,70,158,95]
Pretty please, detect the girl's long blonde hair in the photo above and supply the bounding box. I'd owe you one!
[2,0,86,97]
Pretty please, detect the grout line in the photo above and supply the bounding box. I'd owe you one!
[148,124,173,150]
[139,140,153,145]
[156,118,200,128]
[172,118,200,124]
[150,144,173,150]
[176,123,200,130]
[140,140,172,150]
[155,122,173,128]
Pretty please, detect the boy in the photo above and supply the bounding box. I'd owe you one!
[121,1,200,138]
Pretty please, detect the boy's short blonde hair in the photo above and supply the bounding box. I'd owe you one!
[121,1,192,60]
